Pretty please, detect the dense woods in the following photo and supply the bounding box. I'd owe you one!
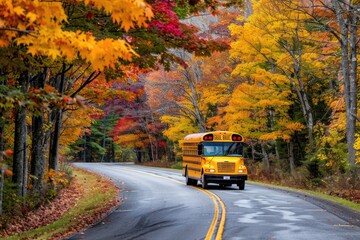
[0,0,359,230]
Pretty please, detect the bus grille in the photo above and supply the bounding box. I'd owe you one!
[217,162,235,173]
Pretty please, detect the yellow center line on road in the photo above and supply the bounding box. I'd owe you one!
[194,187,220,240]
[121,167,226,240]
[213,192,226,240]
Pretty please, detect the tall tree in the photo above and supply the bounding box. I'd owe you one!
[146,52,207,134]
[302,0,359,165]
[229,0,331,158]
[12,72,29,197]
[30,69,48,194]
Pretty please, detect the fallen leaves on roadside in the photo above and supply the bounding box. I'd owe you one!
[1,181,83,237]
[0,168,121,240]
[328,189,360,203]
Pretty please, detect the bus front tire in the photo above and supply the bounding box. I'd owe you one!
[238,180,245,190]
[201,174,208,189]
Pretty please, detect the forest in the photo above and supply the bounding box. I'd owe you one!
[0,0,359,229]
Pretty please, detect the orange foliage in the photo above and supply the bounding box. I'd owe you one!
[0,0,153,70]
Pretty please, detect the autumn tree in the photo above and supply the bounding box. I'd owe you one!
[228,0,334,168]
[145,8,240,145]
[286,0,360,165]
[97,2,237,162]
[146,51,207,138]
[0,0,153,198]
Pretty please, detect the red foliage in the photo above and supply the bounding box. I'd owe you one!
[62,96,72,103]
[147,0,229,56]
[4,170,12,177]
[148,1,182,37]
[89,113,103,119]
[3,149,13,158]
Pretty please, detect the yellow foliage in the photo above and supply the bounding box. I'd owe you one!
[283,122,305,132]
[45,169,69,187]
[354,134,360,164]
[226,0,335,145]
[60,108,94,155]
[161,116,199,142]
[0,0,153,70]
[85,0,153,31]
[114,133,148,148]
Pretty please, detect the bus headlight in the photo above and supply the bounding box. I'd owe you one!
[205,168,215,173]
[238,166,247,173]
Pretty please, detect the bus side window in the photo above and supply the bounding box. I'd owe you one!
[198,144,203,155]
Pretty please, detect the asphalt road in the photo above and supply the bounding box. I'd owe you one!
[68,163,360,240]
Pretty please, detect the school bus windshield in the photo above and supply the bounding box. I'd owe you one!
[203,142,243,156]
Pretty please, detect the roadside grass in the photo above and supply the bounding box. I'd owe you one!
[249,180,360,212]
[302,189,360,211]
[4,168,119,240]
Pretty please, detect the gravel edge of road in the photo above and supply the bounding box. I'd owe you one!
[253,182,360,227]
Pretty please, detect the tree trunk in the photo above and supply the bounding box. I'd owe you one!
[182,58,206,132]
[0,97,4,215]
[49,64,66,170]
[347,7,358,165]
[260,141,270,168]
[288,141,295,174]
[332,0,357,165]
[22,141,28,197]
[155,137,159,161]
[110,142,115,162]
[143,118,155,161]
[135,149,142,163]
[87,134,92,162]
[30,72,47,194]
[0,169,4,216]
[12,72,29,196]
[281,25,314,150]
[0,118,4,153]
[101,116,107,162]
[49,109,62,170]
[251,142,255,161]
[30,112,46,193]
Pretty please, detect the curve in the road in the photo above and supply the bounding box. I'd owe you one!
[123,167,227,240]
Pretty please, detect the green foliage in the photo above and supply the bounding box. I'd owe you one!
[69,113,120,162]
[170,161,183,169]
[115,145,137,162]
[0,85,24,111]
[0,180,22,227]
[89,141,106,155]
[173,6,190,19]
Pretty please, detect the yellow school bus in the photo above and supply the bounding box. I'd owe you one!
[182,131,248,190]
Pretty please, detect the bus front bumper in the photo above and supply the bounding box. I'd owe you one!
[204,174,247,184]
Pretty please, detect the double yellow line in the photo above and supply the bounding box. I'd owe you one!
[195,187,226,240]
[122,167,226,240]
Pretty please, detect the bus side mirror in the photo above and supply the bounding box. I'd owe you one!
[198,144,203,155]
